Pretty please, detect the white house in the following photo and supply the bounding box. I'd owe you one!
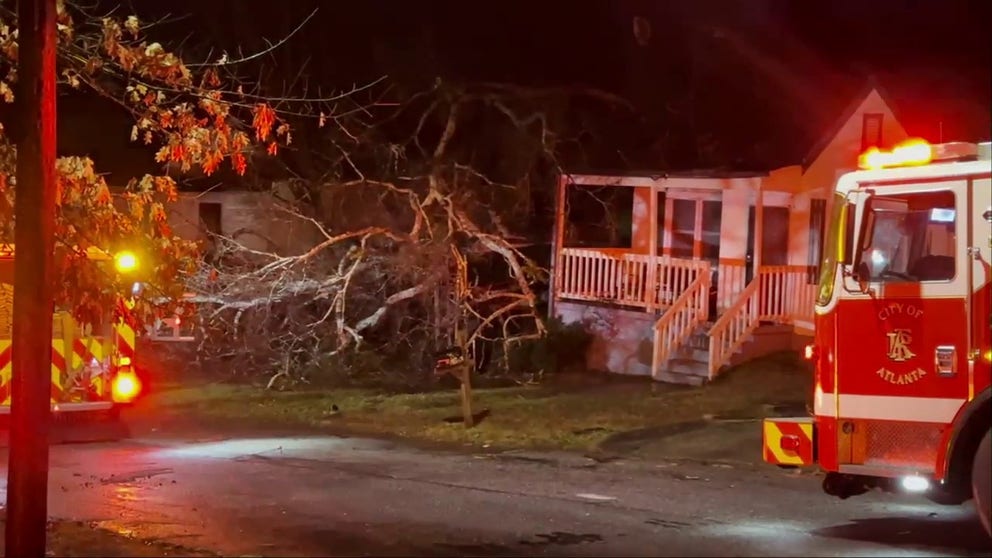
[550,83,911,385]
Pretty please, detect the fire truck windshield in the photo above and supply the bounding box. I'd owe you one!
[816,193,851,306]
[853,190,957,284]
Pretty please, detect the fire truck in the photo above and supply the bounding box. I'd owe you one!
[0,245,143,417]
[762,139,992,536]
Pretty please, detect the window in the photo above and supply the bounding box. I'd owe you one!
[856,190,956,283]
[670,199,695,258]
[861,113,884,152]
[700,200,722,262]
[807,198,827,281]
[655,192,666,255]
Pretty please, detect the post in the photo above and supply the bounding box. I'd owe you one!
[6,0,58,555]
[646,181,659,311]
[753,183,765,316]
[548,174,568,320]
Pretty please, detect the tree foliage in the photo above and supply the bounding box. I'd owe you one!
[0,1,293,327]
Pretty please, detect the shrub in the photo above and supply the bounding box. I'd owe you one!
[505,317,591,376]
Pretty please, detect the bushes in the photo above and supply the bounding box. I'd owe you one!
[505,318,591,376]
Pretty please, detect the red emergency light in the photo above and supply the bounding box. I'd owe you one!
[859,139,980,170]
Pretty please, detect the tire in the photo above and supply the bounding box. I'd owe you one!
[973,429,991,538]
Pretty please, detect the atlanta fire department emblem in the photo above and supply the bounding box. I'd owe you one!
[875,303,927,385]
[886,329,916,362]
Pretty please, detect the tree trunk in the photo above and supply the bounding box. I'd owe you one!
[5,0,57,555]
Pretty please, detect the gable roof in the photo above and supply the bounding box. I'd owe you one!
[800,76,904,169]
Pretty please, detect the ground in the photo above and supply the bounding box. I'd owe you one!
[2,422,989,557]
[2,352,988,556]
[142,351,812,458]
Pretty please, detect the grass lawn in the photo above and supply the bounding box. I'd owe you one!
[144,351,812,453]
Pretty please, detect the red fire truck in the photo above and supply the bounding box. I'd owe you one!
[762,139,992,536]
[0,245,143,417]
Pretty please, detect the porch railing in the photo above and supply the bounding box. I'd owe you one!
[651,262,711,378]
[557,248,707,310]
[707,265,817,379]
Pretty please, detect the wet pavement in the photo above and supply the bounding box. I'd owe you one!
[1,423,989,557]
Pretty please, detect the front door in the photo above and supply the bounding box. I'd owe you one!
[665,192,722,318]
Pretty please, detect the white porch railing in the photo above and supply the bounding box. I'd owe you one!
[707,265,817,379]
[756,265,817,325]
[557,248,706,310]
[651,262,711,378]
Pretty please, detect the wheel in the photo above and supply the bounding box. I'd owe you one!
[972,429,991,538]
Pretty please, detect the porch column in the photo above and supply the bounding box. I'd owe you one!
[754,182,764,276]
[646,182,658,311]
[549,174,568,319]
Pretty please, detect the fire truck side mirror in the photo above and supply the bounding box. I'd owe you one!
[853,261,872,294]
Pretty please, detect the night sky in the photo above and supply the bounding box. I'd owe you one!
[69,0,991,179]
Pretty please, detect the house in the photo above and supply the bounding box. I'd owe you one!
[165,183,323,258]
[549,83,913,385]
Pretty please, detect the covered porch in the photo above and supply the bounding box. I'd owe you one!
[549,171,818,382]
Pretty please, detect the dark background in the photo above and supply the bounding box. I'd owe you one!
[61,0,992,182]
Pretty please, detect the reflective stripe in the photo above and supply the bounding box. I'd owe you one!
[816,393,964,424]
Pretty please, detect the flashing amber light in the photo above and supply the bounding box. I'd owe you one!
[118,356,132,366]
[112,370,141,403]
[114,250,139,273]
[858,138,933,170]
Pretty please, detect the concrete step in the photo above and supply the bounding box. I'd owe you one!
[653,367,707,387]
[665,358,709,377]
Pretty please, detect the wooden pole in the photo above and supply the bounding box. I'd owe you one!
[646,182,658,311]
[6,0,57,555]
[548,174,568,320]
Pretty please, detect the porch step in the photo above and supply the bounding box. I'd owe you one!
[655,323,794,386]
[653,358,708,387]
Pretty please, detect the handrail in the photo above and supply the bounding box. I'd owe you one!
[707,277,761,379]
[707,265,817,379]
[651,263,711,379]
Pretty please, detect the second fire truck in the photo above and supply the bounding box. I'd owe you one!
[762,139,992,536]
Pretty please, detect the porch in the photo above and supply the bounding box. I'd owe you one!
[550,173,819,384]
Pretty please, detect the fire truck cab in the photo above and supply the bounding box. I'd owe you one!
[762,139,992,536]
[0,245,143,417]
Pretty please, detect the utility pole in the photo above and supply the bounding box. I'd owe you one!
[5,0,58,555]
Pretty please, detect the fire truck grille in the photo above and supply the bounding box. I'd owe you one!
[864,421,942,471]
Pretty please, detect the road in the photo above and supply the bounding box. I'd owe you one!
[1,423,989,557]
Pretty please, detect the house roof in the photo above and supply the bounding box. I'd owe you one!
[799,76,902,169]
[801,73,991,170]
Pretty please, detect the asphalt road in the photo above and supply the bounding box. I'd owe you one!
[1,423,989,557]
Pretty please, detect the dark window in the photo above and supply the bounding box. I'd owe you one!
[807,198,827,281]
[198,202,223,236]
[700,200,722,262]
[655,192,666,255]
[670,199,695,258]
[861,113,884,152]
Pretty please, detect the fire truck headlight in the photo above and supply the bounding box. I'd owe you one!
[900,475,930,493]
[112,370,141,403]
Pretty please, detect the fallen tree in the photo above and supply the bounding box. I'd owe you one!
[184,82,627,388]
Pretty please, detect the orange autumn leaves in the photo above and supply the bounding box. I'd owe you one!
[0,8,291,326]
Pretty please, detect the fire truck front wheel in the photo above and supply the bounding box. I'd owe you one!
[972,429,991,538]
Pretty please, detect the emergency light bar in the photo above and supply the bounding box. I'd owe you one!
[858,139,980,170]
